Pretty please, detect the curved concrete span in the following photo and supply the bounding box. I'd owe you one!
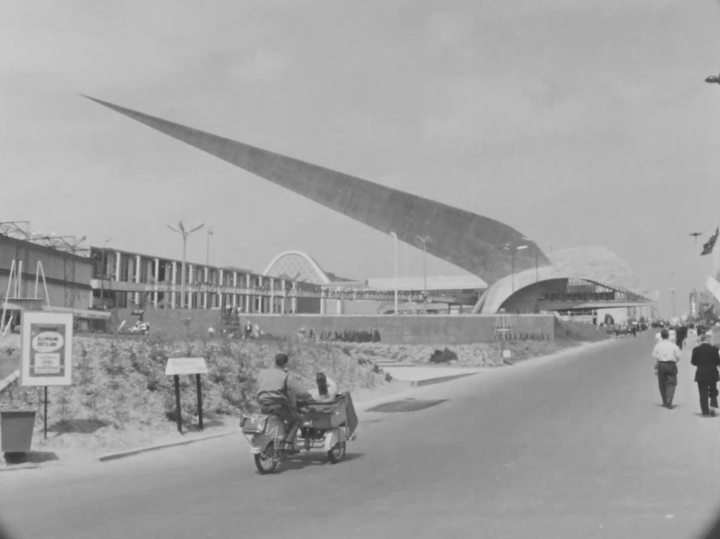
[85,96,549,285]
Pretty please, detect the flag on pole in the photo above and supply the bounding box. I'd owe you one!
[701,227,719,256]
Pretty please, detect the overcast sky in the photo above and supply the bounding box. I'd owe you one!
[3,0,720,317]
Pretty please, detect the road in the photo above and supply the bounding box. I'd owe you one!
[2,335,720,539]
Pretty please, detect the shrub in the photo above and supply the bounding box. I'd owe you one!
[429,348,458,364]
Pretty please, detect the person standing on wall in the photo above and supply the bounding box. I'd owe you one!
[690,332,720,417]
[652,329,682,409]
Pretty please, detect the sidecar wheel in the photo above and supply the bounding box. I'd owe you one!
[327,441,346,464]
[254,443,278,474]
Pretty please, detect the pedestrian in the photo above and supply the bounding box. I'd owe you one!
[691,332,720,417]
[652,329,682,409]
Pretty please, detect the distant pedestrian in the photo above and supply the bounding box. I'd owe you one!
[691,332,720,417]
[652,329,682,409]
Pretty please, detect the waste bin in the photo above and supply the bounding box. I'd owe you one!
[0,409,37,453]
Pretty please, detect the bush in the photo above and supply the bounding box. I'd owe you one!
[429,348,458,364]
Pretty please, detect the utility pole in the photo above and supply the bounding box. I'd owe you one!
[390,232,399,314]
[415,235,430,303]
[168,221,204,309]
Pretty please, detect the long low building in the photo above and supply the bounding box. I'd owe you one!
[89,247,322,314]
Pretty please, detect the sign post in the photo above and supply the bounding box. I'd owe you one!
[195,374,203,431]
[20,312,74,440]
[165,358,208,434]
[173,375,182,433]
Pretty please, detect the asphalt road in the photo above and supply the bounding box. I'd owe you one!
[3,334,720,539]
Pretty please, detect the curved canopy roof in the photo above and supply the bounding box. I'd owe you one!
[475,245,652,314]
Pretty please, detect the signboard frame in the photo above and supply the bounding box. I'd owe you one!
[165,358,208,433]
[20,311,73,387]
[165,357,208,376]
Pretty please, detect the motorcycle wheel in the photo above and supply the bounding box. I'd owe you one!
[254,442,278,474]
[327,441,346,464]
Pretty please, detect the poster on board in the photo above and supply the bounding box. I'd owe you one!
[20,311,73,386]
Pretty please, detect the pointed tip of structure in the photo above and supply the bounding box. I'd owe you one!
[81,95,130,114]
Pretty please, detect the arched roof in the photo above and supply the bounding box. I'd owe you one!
[263,251,331,285]
[475,245,651,314]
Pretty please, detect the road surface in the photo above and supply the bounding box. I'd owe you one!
[2,335,720,539]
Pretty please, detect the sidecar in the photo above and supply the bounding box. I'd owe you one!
[296,395,353,463]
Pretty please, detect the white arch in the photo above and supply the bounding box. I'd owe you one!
[262,250,331,284]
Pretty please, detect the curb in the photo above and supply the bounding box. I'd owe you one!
[410,372,480,387]
[98,430,239,462]
[0,463,41,473]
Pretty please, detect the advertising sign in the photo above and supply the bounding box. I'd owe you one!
[21,312,73,386]
[165,357,208,376]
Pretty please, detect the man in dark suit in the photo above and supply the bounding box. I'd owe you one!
[691,332,720,417]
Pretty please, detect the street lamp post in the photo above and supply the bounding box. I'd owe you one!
[503,243,528,293]
[415,235,430,303]
[206,226,214,268]
[168,221,205,309]
[390,232,399,314]
[100,238,112,308]
[670,288,676,319]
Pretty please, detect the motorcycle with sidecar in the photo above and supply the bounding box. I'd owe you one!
[240,394,356,474]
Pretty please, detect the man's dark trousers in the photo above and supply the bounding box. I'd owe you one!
[657,362,678,407]
[697,382,718,416]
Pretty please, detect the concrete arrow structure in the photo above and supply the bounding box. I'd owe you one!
[84,96,550,284]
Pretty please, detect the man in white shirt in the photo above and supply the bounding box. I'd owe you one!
[652,329,682,409]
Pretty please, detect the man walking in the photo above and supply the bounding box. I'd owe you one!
[652,329,682,408]
[691,332,720,417]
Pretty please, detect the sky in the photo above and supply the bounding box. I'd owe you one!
[2,0,720,317]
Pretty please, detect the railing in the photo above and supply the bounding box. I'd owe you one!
[90,278,477,303]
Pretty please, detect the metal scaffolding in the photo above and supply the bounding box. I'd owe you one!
[0,221,89,308]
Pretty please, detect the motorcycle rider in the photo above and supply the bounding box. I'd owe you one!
[255,353,311,450]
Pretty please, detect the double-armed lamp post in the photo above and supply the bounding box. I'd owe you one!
[168,221,205,309]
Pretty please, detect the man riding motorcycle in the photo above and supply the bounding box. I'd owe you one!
[255,353,311,450]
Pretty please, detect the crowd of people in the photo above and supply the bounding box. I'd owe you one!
[608,319,650,338]
[296,327,382,343]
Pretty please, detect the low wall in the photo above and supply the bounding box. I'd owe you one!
[105,309,608,344]
[239,314,556,344]
[554,318,610,342]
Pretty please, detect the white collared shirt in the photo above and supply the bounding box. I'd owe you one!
[653,339,681,363]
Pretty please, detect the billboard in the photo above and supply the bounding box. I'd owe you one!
[20,312,73,386]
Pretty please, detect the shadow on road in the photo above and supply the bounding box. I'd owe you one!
[263,452,364,474]
[3,451,58,465]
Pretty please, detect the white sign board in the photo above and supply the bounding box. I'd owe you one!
[502,350,512,359]
[165,357,208,376]
[21,311,73,386]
